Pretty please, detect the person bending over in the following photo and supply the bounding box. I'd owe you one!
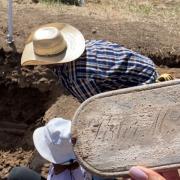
[21,23,158,102]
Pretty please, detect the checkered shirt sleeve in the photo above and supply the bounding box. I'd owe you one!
[53,40,158,102]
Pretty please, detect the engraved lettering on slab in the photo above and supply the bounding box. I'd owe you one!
[91,105,180,146]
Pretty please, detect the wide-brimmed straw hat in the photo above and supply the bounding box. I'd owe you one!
[21,23,85,66]
[33,118,75,164]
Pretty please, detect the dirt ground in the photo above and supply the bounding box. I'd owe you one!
[0,0,180,179]
[0,50,80,178]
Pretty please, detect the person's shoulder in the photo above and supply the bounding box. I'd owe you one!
[85,40,121,48]
[85,39,104,46]
[86,39,118,44]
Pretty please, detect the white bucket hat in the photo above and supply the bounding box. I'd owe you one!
[33,118,75,164]
[21,23,85,66]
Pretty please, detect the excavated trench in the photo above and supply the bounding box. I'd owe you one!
[0,84,49,148]
[0,51,59,148]
[0,50,63,179]
[149,54,180,68]
[0,83,52,179]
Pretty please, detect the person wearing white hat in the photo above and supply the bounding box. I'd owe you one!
[8,118,92,180]
[21,23,159,102]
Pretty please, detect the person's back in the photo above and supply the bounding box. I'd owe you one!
[53,40,158,102]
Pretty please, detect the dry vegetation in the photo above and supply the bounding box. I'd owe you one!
[40,0,180,22]
[38,0,180,37]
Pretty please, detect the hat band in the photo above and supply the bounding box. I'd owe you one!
[34,41,67,56]
[34,47,67,57]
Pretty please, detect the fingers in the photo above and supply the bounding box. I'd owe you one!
[129,166,165,180]
[129,167,148,180]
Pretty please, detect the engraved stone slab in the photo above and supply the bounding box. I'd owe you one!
[72,80,180,177]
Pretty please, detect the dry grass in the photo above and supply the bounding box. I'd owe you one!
[92,0,180,21]
[40,0,180,22]
[37,0,180,41]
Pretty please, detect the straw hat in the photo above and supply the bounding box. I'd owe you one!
[33,118,75,164]
[21,23,85,66]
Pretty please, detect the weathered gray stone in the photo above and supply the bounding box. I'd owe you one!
[72,80,180,178]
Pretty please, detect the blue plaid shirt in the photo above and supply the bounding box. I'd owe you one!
[53,40,158,102]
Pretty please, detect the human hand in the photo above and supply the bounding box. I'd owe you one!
[129,166,180,180]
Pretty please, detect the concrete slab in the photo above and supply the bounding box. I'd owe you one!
[72,80,180,178]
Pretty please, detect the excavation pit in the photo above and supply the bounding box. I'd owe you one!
[0,51,62,178]
[0,84,49,149]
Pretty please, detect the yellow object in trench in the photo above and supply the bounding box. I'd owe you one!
[156,73,174,82]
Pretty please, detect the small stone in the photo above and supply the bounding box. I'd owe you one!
[92,29,97,34]
[32,0,39,3]
[44,163,50,168]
